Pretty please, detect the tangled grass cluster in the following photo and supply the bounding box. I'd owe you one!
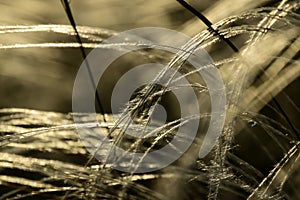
[0,0,299,199]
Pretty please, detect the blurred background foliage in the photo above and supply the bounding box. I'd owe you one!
[0,0,193,112]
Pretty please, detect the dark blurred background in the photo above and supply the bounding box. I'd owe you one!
[0,0,198,112]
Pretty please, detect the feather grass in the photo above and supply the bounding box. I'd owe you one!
[0,0,299,199]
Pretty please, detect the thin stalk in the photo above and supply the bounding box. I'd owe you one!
[60,0,106,118]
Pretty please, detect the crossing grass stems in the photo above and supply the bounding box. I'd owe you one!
[0,0,299,199]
